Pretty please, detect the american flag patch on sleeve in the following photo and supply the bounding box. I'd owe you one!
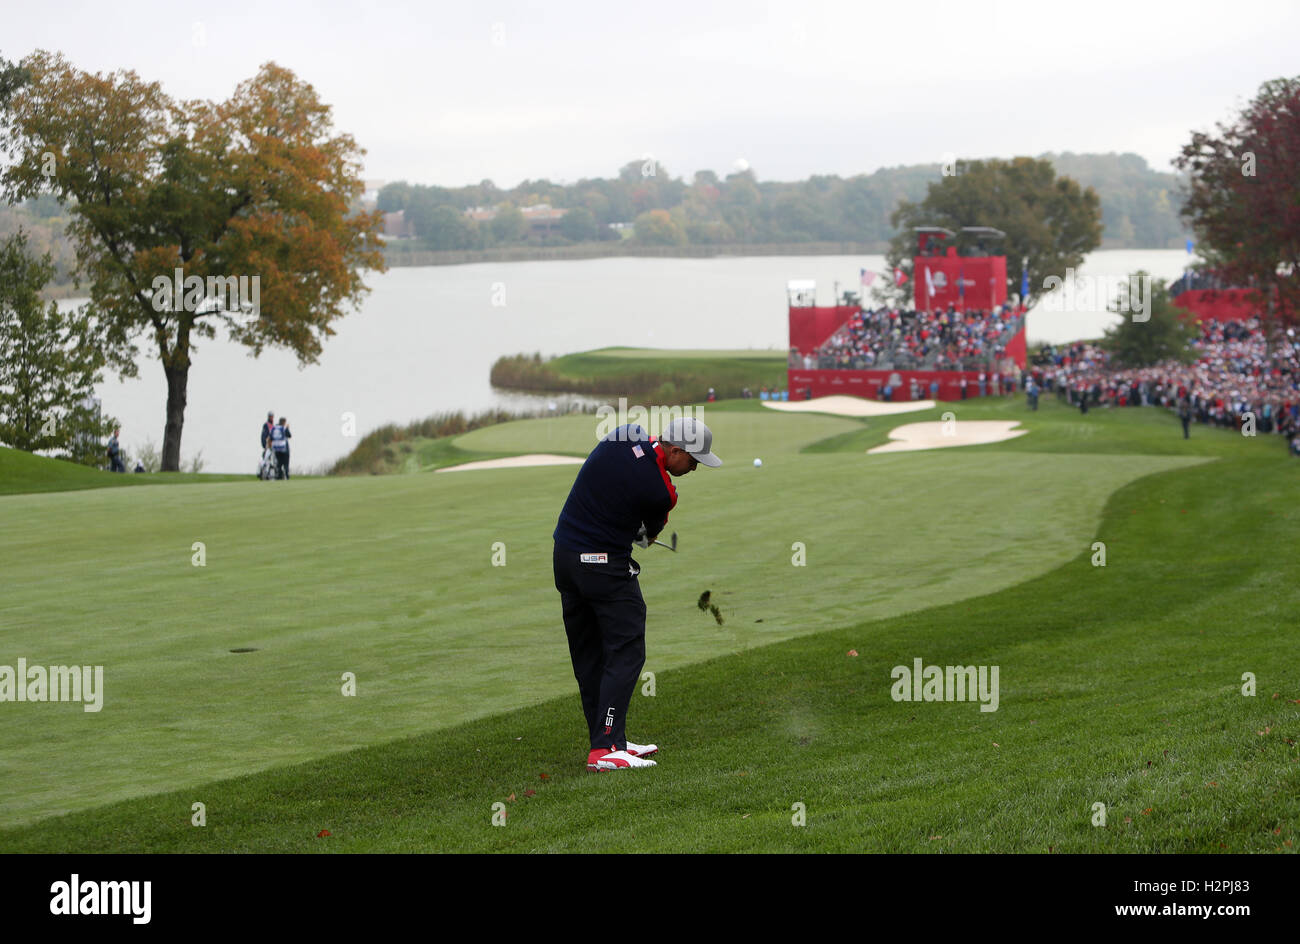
[632,444,644,457]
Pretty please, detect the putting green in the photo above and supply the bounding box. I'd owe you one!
[0,405,1202,826]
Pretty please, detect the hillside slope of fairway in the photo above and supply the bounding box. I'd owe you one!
[0,445,246,496]
[3,449,1295,853]
[0,409,1198,826]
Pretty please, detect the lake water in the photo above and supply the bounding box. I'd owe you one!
[78,249,1193,473]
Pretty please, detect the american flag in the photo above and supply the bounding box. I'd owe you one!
[860,268,877,287]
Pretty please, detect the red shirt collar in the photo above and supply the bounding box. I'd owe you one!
[649,438,678,509]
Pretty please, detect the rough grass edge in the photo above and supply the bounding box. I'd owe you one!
[329,407,563,476]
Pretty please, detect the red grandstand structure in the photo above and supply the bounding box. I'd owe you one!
[787,227,1028,401]
[1168,264,1297,326]
[1173,287,1296,324]
[1174,288,1257,322]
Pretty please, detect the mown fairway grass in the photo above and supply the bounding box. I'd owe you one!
[0,397,1296,851]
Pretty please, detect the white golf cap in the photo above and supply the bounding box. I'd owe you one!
[659,417,722,467]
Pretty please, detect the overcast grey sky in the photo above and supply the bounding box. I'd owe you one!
[6,0,1298,188]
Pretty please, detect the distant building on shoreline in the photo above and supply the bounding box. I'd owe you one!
[466,203,568,238]
[382,210,416,239]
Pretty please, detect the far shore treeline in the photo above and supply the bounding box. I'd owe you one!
[1,152,1191,289]
[371,152,1188,259]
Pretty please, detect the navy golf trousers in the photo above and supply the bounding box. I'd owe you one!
[553,545,647,752]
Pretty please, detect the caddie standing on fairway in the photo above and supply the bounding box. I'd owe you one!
[553,416,722,771]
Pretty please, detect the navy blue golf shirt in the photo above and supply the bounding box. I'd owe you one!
[553,424,678,559]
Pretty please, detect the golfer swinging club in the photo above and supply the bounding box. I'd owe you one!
[553,416,722,771]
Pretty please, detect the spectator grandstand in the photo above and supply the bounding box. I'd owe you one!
[803,304,1027,372]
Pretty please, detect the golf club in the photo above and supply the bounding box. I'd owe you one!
[653,531,678,552]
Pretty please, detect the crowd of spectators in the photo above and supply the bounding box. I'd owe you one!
[1030,318,1300,454]
[795,304,1026,372]
[786,293,1298,454]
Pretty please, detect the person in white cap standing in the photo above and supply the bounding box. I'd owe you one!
[552,415,722,771]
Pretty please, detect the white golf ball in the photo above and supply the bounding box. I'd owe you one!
[753,458,762,467]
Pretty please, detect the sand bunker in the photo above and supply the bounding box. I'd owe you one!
[868,420,1027,454]
[762,395,933,418]
[436,453,584,473]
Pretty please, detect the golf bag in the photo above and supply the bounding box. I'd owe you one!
[257,447,277,480]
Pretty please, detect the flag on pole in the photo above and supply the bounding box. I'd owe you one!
[860,268,876,287]
[1186,239,1194,254]
[924,267,935,299]
[894,267,906,287]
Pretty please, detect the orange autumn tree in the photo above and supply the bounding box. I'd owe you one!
[0,52,385,470]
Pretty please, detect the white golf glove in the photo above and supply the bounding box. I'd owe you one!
[633,522,651,548]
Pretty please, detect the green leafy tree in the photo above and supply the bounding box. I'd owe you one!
[1100,273,1198,368]
[557,206,596,242]
[376,181,412,214]
[490,205,526,243]
[421,205,477,249]
[719,170,761,243]
[616,159,685,215]
[1046,152,1189,249]
[596,181,635,224]
[470,179,500,208]
[633,209,686,246]
[403,188,441,239]
[769,192,820,242]
[677,174,728,244]
[577,189,611,224]
[0,53,29,116]
[684,219,734,244]
[0,229,115,463]
[882,157,1102,309]
[0,52,385,470]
